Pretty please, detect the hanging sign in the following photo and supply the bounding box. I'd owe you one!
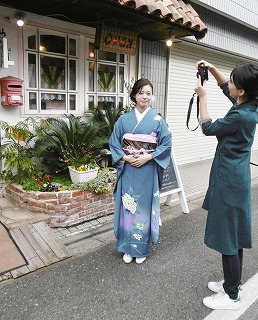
[94,25,137,55]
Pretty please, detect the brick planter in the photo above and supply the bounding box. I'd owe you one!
[5,184,115,228]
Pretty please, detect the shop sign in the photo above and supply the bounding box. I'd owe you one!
[94,25,137,55]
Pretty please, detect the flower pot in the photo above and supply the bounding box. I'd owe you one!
[68,167,99,183]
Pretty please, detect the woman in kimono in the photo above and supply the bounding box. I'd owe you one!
[195,60,258,310]
[109,78,172,264]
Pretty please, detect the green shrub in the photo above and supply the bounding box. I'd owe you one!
[70,169,116,194]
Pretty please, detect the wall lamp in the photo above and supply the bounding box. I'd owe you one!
[15,11,27,27]
[166,29,175,47]
[5,11,27,27]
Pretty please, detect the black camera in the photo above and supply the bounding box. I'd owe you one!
[196,63,208,85]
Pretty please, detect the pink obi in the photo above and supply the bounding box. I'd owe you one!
[122,133,157,155]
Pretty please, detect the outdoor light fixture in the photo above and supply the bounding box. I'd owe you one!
[166,39,173,47]
[14,11,26,27]
[166,29,175,47]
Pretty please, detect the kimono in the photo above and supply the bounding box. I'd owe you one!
[109,108,172,258]
[201,83,258,255]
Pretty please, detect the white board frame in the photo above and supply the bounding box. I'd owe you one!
[160,149,189,214]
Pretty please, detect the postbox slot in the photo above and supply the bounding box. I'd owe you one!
[7,84,22,89]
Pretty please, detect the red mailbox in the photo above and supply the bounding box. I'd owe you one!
[0,76,23,106]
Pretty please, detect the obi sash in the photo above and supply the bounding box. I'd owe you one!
[122,133,157,155]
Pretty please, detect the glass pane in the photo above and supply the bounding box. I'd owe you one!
[69,38,76,56]
[119,54,125,63]
[28,35,36,50]
[97,64,116,93]
[97,96,116,110]
[118,96,124,108]
[69,60,76,90]
[88,62,95,91]
[88,43,95,59]
[98,50,116,62]
[40,35,66,54]
[119,66,124,93]
[69,94,76,110]
[41,93,66,110]
[40,56,65,90]
[28,54,36,88]
[29,92,37,110]
[88,95,95,112]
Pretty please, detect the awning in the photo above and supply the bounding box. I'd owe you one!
[0,0,207,41]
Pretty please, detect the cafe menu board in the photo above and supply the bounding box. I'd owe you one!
[160,150,189,214]
[160,158,179,194]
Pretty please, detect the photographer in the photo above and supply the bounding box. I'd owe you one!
[195,60,258,310]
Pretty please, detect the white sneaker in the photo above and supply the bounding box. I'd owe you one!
[203,291,241,310]
[135,257,146,264]
[208,280,242,295]
[208,280,224,293]
[123,253,133,264]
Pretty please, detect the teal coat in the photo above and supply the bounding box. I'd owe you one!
[202,84,258,255]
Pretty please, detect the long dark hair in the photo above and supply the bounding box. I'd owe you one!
[230,64,258,100]
[130,78,153,104]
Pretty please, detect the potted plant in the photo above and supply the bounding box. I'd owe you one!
[68,154,99,183]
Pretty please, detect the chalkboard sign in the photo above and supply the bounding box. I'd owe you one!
[160,158,179,194]
[160,149,189,214]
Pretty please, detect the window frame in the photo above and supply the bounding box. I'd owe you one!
[85,40,129,113]
[23,26,80,115]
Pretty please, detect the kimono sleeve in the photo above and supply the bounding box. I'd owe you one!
[151,118,172,169]
[109,117,125,165]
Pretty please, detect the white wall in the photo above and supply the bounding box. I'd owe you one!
[0,5,96,125]
[194,0,258,30]
[0,6,23,124]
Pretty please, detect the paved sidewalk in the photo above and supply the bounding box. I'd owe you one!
[52,151,258,245]
[1,151,258,247]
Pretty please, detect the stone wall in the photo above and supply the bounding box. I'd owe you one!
[5,184,115,228]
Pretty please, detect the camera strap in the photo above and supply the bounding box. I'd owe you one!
[186,92,200,131]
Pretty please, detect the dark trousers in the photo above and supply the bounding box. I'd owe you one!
[222,249,243,300]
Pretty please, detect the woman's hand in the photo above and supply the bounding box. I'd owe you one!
[194,76,211,122]
[195,76,207,97]
[196,60,214,70]
[196,60,228,85]
[123,154,152,167]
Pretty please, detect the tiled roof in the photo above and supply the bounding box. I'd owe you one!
[0,0,207,41]
[118,0,207,39]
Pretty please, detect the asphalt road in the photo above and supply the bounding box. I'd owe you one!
[0,184,258,320]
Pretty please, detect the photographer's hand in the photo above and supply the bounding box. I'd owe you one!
[196,60,228,86]
[196,60,214,70]
[195,76,206,97]
[195,76,211,122]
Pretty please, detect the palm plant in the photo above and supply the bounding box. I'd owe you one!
[91,104,131,138]
[32,114,109,173]
[90,105,131,167]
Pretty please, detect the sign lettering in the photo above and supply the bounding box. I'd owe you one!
[95,25,137,55]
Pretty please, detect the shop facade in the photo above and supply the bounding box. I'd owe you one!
[1,0,258,166]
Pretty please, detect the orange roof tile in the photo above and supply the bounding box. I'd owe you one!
[118,0,207,39]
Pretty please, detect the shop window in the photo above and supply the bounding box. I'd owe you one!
[86,42,127,112]
[24,27,78,114]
